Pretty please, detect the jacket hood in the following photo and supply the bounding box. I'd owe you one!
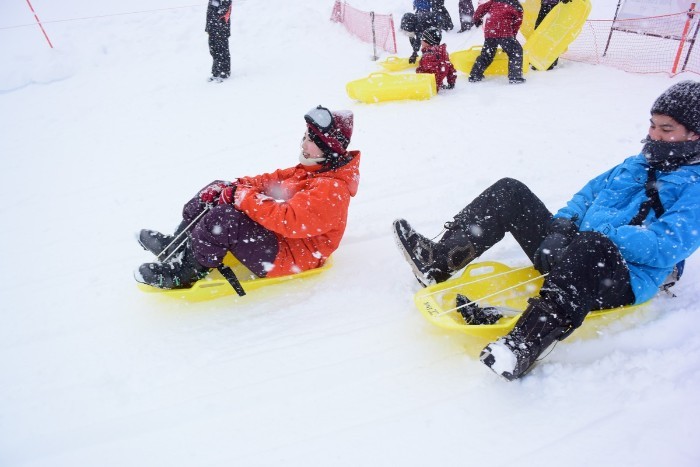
[313,150,360,196]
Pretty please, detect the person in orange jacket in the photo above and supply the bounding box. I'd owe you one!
[136,106,361,289]
[416,27,457,91]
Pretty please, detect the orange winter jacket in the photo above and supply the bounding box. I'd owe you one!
[234,151,361,277]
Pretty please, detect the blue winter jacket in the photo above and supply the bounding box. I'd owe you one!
[555,154,700,304]
[414,0,432,12]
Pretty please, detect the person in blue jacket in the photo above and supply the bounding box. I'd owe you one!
[393,81,700,380]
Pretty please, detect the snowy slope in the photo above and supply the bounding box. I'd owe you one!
[1,1,699,466]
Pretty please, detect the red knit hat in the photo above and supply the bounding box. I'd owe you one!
[305,107,354,157]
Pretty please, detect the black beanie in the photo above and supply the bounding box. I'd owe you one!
[650,80,700,134]
[422,27,442,46]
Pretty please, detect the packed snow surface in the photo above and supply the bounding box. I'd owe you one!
[1,1,699,466]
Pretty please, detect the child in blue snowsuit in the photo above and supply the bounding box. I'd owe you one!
[394,81,700,380]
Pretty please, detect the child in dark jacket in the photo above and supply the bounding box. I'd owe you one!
[469,0,525,84]
[416,27,457,91]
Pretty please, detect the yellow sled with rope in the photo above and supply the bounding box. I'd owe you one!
[519,0,542,39]
[378,56,418,72]
[138,253,333,302]
[450,47,531,76]
[524,0,591,70]
[414,261,644,352]
[346,72,437,103]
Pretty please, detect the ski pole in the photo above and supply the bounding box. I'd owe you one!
[434,273,548,318]
[155,205,212,262]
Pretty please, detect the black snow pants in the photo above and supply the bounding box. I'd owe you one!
[448,178,635,328]
[208,31,231,78]
[470,37,523,80]
[458,0,475,31]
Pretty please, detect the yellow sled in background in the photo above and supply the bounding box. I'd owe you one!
[138,253,332,302]
[346,72,437,103]
[378,56,418,72]
[524,0,591,70]
[519,0,542,39]
[414,261,644,354]
[451,47,530,76]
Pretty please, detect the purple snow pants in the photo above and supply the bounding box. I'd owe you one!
[184,199,279,277]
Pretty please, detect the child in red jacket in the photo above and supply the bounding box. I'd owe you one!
[416,27,457,91]
[469,0,525,84]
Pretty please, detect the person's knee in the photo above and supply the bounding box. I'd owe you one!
[493,177,527,193]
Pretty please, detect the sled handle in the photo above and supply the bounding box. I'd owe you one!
[217,264,246,297]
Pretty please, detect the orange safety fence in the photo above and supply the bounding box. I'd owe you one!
[562,9,699,76]
[331,0,397,58]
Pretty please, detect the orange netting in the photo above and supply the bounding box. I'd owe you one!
[330,0,397,56]
[563,10,699,76]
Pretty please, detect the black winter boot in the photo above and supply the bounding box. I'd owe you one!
[138,229,174,256]
[393,219,476,287]
[136,238,211,289]
[138,221,188,258]
[480,298,573,380]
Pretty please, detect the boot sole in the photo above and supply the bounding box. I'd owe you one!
[392,220,435,288]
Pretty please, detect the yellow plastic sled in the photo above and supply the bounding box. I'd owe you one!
[346,72,437,103]
[414,261,643,344]
[378,56,418,72]
[450,47,530,76]
[524,0,591,71]
[519,0,542,39]
[138,253,333,302]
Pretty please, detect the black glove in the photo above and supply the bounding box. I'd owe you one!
[473,19,482,28]
[533,217,578,273]
[408,52,418,64]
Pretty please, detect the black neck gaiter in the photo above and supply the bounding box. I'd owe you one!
[641,137,700,172]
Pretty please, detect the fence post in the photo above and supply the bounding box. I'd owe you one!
[672,3,696,74]
[603,0,623,57]
[370,11,378,60]
[680,4,699,73]
[25,0,53,48]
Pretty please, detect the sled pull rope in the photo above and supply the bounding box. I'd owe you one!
[435,273,548,318]
[424,265,535,297]
[157,206,211,262]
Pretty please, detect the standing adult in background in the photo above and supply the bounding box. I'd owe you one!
[457,0,475,32]
[533,0,571,70]
[431,0,454,30]
[401,4,444,63]
[206,0,232,82]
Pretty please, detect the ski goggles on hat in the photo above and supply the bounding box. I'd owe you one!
[304,105,334,132]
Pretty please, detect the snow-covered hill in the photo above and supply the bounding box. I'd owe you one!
[1,1,699,466]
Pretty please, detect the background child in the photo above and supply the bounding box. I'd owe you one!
[469,0,525,84]
[416,27,457,91]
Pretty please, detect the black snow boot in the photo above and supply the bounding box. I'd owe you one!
[138,221,188,258]
[138,229,174,256]
[393,218,476,287]
[479,297,574,381]
[136,237,211,289]
[455,294,503,325]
